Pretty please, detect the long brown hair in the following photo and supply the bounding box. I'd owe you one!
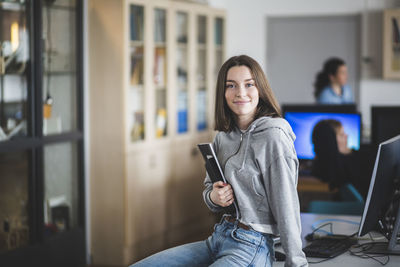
[214,55,281,132]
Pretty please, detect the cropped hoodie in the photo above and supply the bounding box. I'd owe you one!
[203,116,308,267]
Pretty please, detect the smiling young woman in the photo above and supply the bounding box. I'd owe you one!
[224,66,260,130]
[215,55,281,132]
[130,55,308,267]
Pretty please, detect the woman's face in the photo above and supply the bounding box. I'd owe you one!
[330,65,348,86]
[225,66,259,121]
[336,126,349,153]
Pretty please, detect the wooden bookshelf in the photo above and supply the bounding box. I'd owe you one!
[89,0,225,265]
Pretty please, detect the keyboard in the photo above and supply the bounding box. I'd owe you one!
[303,237,357,258]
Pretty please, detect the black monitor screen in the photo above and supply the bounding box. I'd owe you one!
[283,104,357,114]
[284,111,361,160]
[372,106,400,145]
[358,135,400,238]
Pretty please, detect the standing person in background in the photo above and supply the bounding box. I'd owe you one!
[130,55,308,267]
[314,57,354,104]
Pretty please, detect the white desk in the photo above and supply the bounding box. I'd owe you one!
[275,213,400,266]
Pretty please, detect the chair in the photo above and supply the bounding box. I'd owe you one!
[307,184,365,215]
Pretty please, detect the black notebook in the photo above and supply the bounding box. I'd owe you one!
[197,143,239,216]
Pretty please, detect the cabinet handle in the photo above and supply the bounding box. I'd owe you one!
[191,147,199,157]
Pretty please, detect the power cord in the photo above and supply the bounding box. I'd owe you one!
[310,218,386,240]
[309,222,333,238]
[349,242,390,265]
[308,257,334,264]
[311,218,358,235]
[307,220,358,241]
[307,219,391,265]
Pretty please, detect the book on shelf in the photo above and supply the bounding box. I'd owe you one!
[177,110,188,133]
[131,111,144,141]
[177,91,188,133]
[197,90,207,131]
[131,47,144,85]
[154,48,166,87]
[156,108,167,138]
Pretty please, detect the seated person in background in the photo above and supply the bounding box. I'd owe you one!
[311,119,374,198]
[314,57,354,104]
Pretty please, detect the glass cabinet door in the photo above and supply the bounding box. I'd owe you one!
[0,150,30,253]
[0,1,29,142]
[129,4,145,142]
[42,0,78,136]
[176,11,188,134]
[43,141,79,237]
[0,0,84,263]
[215,17,224,80]
[154,8,167,138]
[197,15,207,131]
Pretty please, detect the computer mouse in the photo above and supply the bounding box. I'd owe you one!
[274,251,286,262]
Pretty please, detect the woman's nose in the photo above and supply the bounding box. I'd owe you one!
[235,84,246,96]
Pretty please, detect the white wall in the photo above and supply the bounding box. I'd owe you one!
[209,0,399,70]
[266,15,360,105]
[359,79,400,138]
[209,0,400,137]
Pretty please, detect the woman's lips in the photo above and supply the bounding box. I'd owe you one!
[233,100,250,105]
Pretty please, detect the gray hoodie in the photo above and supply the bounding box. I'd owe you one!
[203,116,308,267]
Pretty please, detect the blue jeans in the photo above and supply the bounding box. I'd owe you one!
[130,216,275,267]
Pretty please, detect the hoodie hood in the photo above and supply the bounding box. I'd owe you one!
[216,116,298,173]
[242,116,296,143]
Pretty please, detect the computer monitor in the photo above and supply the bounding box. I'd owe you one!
[358,134,400,255]
[371,106,400,145]
[283,104,357,114]
[283,109,361,160]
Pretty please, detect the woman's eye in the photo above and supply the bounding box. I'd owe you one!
[246,83,254,88]
[225,84,234,88]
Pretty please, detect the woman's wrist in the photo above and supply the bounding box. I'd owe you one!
[208,191,218,206]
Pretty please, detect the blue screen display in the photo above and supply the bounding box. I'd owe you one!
[285,112,361,160]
